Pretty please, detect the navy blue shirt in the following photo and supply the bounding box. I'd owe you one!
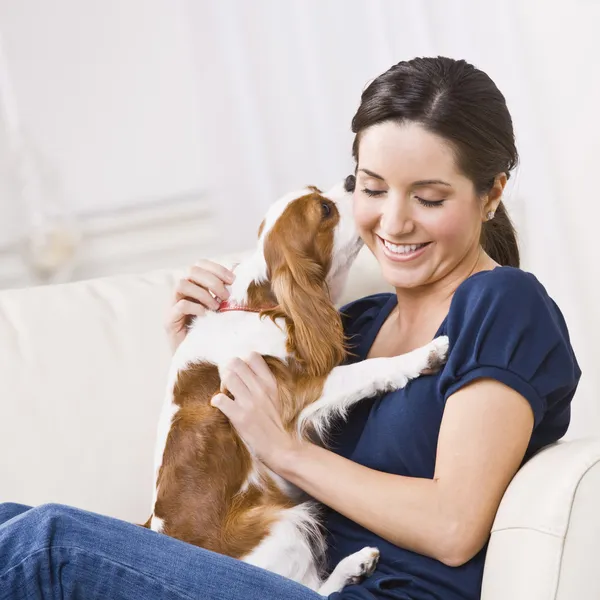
[325,267,581,600]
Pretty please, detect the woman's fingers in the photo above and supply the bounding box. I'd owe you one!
[187,263,234,301]
[222,357,274,405]
[173,262,235,306]
[175,279,221,310]
[210,393,237,420]
[244,352,279,398]
[194,259,236,284]
[165,299,207,331]
[173,298,207,320]
[221,360,253,400]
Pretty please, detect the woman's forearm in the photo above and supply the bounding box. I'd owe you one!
[272,441,458,565]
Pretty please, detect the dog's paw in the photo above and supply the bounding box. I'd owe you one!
[318,546,380,595]
[344,547,380,585]
[422,335,449,374]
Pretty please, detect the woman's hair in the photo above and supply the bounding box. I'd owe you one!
[350,56,519,267]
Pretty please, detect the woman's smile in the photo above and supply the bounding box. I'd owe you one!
[376,234,432,262]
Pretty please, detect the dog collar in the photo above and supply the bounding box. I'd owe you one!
[217,299,275,313]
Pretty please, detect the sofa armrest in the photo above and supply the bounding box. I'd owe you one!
[482,438,600,600]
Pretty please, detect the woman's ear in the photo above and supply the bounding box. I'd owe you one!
[483,173,507,216]
[270,253,345,377]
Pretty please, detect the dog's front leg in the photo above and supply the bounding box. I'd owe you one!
[298,336,448,439]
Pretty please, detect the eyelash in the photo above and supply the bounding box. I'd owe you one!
[360,188,445,207]
[416,197,445,208]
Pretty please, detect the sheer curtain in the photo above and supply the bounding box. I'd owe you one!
[184,0,599,438]
[4,0,593,433]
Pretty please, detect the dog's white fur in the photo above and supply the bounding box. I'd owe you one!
[150,183,448,594]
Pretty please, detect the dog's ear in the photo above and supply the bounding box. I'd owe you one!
[270,252,345,377]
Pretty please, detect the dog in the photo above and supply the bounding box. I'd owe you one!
[144,179,449,595]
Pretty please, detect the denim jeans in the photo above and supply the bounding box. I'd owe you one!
[0,502,326,600]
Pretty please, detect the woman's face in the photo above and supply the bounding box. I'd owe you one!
[354,121,488,291]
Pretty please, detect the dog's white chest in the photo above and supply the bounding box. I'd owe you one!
[172,311,289,376]
[151,309,290,519]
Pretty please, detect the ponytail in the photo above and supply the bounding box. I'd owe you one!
[480,201,519,267]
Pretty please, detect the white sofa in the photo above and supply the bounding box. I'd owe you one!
[1,248,599,599]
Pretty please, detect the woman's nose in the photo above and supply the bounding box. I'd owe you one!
[380,197,415,236]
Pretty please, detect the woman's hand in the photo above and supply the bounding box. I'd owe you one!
[211,352,303,469]
[166,259,236,353]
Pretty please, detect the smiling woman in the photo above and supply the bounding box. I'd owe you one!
[307,57,579,600]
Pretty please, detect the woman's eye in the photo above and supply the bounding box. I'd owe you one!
[321,201,332,217]
[361,188,386,197]
[360,189,444,205]
[416,196,445,208]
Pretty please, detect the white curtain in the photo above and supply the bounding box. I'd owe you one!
[1,0,596,436]
[183,0,599,438]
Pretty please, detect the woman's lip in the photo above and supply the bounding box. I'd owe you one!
[377,236,432,262]
[376,235,430,246]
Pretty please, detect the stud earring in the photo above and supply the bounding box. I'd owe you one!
[486,211,495,221]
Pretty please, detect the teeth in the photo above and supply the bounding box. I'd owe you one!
[383,239,427,254]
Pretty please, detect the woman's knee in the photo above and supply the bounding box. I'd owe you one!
[0,502,33,524]
[32,502,76,515]
[0,501,32,513]
[21,503,83,541]
[29,502,85,523]
[0,503,81,573]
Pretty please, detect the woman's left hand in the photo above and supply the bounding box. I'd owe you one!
[210,352,300,469]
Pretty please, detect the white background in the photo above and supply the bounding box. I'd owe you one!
[0,0,598,438]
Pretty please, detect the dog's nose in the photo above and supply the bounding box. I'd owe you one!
[344,174,356,193]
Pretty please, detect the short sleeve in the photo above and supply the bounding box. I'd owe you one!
[438,268,581,429]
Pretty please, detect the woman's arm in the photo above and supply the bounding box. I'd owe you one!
[277,378,534,567]
[212,355,534,567]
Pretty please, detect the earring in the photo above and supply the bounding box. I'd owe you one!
[486,211,495,221]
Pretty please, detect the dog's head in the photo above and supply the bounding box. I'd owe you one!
[254,180,363,376]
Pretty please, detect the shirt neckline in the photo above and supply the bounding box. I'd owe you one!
[358,267,505,360]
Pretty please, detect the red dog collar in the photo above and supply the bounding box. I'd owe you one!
[217,299,275,313]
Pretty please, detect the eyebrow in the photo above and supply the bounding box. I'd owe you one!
[358,168,452,187]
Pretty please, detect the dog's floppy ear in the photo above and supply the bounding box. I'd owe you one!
[270,251,345,377]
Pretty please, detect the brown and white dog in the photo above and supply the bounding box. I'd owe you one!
[144,180,448,595]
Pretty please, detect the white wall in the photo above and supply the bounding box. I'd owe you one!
[0,0,206,242]
[513,0,600,439]
[0,0,598,435]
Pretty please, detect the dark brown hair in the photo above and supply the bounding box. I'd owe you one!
[351,56,519,267]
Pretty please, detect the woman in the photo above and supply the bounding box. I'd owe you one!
[0,57,580,600]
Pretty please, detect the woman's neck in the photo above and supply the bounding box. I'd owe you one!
[392,249,497,332]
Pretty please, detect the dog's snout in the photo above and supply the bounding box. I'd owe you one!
[344,174,356,193]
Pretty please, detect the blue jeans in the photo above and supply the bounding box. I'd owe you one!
[0,502,326,599]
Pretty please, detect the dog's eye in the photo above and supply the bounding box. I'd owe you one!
[321,201,332,218]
